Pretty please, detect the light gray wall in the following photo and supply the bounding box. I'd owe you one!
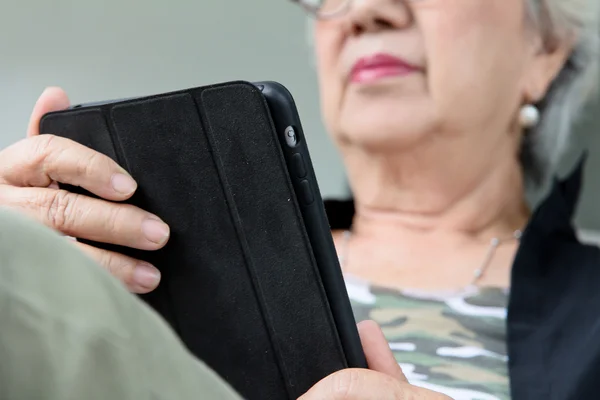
[1,0,598,227]
[561,97,600,228]
[0,0,347,197]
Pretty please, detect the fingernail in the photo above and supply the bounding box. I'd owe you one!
[141,217,170,245]
[111,173,137,195]
[133,263,161,290]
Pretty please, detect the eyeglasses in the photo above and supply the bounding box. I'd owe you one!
[290,0,351,19]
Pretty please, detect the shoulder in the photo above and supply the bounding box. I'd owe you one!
[508,155,600,399]
[512,154,600,311]
[323,199,355,231]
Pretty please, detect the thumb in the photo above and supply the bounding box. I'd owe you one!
[358,320,407,382]
[27,87,71,137]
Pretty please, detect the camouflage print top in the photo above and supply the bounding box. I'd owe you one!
[345,274,510,400]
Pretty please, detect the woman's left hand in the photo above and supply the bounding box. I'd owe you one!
[298,320,452,400]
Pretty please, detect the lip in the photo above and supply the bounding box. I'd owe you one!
[349,53,419,84]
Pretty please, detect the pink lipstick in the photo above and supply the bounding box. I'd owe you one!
[350,53,419,84]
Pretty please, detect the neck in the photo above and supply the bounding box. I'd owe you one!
[344,141,530,244]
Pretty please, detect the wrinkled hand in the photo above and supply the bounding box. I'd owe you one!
[0,87,168,293]
[299,321,452,400]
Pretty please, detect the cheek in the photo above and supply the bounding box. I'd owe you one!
[424,2,528,131]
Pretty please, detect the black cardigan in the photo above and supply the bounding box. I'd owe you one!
[324,157,600,400]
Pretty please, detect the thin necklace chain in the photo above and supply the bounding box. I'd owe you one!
[339,229,522,288]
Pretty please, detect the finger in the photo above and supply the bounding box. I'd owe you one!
[358,320,407,382]
[0,135,137,201]
[1,186,170,251]
[298,369,404,400]
[73,241,161,293]
[27,87,71,137]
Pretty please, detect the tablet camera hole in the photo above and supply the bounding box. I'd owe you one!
[285,126,298,148]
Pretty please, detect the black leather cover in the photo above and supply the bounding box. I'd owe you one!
[39,81,349,399]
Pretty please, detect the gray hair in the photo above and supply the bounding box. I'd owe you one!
[306,0,599,186]
[523,0,599,185]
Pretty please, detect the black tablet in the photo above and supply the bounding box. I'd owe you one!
[40,80,366,399]
[256,81,366,370]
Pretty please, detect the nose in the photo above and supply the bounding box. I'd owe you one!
[346,0,412,35]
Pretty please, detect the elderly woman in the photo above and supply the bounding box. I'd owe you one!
[0,0,598,398]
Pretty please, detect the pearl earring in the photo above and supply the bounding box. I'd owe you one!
[519,104,540,128]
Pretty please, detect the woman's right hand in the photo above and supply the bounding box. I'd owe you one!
[0,87,168,294]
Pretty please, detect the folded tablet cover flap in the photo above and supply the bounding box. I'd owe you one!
[39,81,347,399]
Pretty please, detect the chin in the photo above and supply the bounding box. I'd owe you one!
[336,101,437,152]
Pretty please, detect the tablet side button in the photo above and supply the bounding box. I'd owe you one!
[299,179,315,205]
[292,153,307,178]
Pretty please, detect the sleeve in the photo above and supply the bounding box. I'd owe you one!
[0,209,241,400]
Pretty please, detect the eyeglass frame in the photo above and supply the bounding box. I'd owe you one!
[290,0,352,19]
[291,0,559,50]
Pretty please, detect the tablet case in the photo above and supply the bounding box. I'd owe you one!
[39,81,351,399]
